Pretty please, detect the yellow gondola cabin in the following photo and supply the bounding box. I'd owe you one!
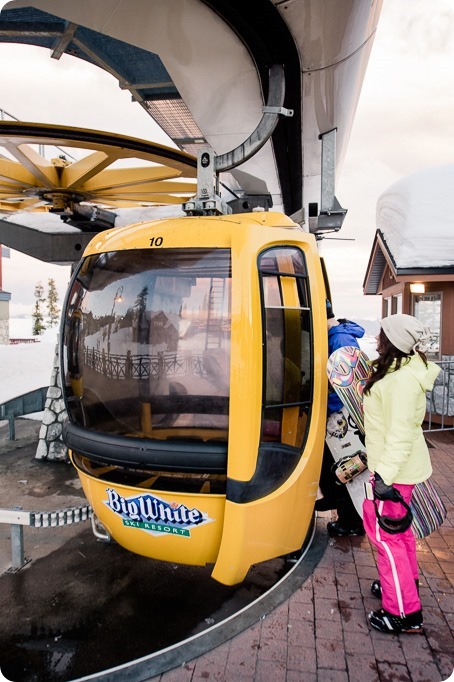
[61,211,328,585]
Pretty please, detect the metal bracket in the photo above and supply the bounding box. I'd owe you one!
[262,106,293,117]
[182,149,232,216]
[309,128,347,234]
[91,513,112,543]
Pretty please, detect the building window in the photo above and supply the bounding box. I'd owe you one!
[383,297,391,317]
[392,294,402,314]
[413,293,441,357]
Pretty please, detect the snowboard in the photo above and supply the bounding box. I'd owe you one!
[323,347,372,517]
[326,345,370,434]
[325,406,369,517]
[326,346,446,538]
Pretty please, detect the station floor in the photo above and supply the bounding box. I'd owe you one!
[0,421,453,682]
[151,430,454,682]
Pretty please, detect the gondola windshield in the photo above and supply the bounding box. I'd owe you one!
[62,248,231,444]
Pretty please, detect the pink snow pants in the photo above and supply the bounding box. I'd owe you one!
[362,483,421,616]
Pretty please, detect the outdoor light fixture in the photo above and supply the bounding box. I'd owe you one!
[410,283,425,294]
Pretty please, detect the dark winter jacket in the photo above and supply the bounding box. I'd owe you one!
[327,320,365,414]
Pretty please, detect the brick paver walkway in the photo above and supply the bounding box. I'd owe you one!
[152,432,454,682]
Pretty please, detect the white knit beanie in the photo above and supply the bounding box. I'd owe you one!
[381,314,431,354]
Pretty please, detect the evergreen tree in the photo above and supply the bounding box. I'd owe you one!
[32,282,46,336]
[47,278,60,327]
[134,285,149,345]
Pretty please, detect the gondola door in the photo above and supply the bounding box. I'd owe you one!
[212,226,328,585]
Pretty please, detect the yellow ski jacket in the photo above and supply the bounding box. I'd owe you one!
[364,353,441,485]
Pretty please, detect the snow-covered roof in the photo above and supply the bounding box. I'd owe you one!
[376,164,454,268]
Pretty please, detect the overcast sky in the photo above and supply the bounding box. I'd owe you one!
[1,0,453,321]
[320,0,454,319]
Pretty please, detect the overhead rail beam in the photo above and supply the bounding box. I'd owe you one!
[184,65,292,216]
[215,64,292,173]
[0,218,93,263]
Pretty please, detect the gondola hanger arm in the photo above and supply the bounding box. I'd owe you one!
[183,64,293,216]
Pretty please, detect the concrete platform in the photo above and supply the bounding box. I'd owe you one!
[0,420,453,681]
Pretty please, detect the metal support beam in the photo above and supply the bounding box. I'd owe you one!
[311,129,347,234]
[72,36,146,105]
[11,523,25,570]
[0,218,96,263]
[320,129,336,213]
[51,22,78,60]
[119,80,174,91]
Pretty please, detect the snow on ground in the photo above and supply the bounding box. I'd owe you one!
[359,335,378,361]
[0,319,58,404]
[0,317,379,407]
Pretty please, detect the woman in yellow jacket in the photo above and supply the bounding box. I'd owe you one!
[362,314,440,634]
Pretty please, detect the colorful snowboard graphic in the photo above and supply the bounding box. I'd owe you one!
[327,346,370,434]
[325,406,369,517]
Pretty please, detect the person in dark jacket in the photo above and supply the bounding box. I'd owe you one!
[315,300,366,536]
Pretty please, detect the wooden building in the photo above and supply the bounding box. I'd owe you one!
[364,229,454,358]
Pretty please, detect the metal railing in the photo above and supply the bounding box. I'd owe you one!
[83,348,208,381]
[1,386,92,572]
[0,505,92,572]
[424,359,454,432]
[0,386,48,440]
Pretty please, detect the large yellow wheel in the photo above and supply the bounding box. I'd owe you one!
[0,121,197,215]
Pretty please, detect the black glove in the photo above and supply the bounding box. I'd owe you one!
[374,473,400,501]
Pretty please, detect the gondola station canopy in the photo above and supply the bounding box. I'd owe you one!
[0,1,382,262]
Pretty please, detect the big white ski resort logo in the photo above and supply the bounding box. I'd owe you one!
[104,488,214,537]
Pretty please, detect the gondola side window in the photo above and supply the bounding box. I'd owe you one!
[259,247,312,448]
